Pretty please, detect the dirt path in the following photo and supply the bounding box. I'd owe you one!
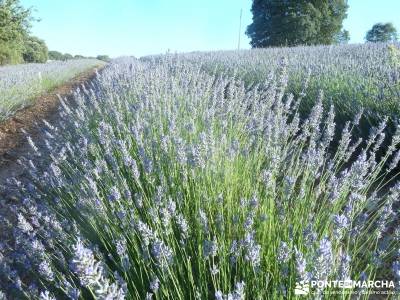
[0,66,102,187]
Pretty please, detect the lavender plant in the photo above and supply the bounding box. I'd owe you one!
[0,59,104,122]
[1,56,400,299]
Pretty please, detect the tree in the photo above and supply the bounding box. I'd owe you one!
[365,23,397,43]
[49,52,87,61]
[335,29,350,44]
[97,55,110,62]
[246,0,348,48]
[0,43,23,65]
[48,50,63,60]
[63,53,73,60]
[22,36,48,63]
[0,0,35,64]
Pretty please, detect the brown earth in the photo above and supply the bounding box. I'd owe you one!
[0,66,103,183]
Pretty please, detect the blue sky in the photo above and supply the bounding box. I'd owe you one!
[22,0,400,58]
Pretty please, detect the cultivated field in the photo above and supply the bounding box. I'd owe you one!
[176,43,400,122]
[0,59,103,122]
[1,45,400,299]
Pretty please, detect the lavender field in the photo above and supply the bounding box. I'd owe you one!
[1,45,400,300]
[0,59,103,122]
[175,43,400,122]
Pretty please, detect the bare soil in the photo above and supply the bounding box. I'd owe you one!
[0,66,102,184]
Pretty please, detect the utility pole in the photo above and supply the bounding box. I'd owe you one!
[238,8,242,50]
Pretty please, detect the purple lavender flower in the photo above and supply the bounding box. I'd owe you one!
[151,239,173,268]
[294,248,308,281]
[149,277,160,293]
[199,209,209,233]
[277,241,291,264]
[38,260,54,281]
[131,159,140,180]
[95,281,126,300]
[393,261,400,279]
[135,220,155,246]
[333,214,349,239]
[115,239,131,271]
[27,136,40,155]
[203,238,218,258]
[243,231,261,268]
[167,198,176,215]
[312,237,333,281]
[210,264,220,275]
[175,214,189,239]
[64,280,80,300]
[17,213,33,233]
[338,253,351,281]
[69,239,103,287]
[215,290,224,300]
[230,240,240,264]
[39,290,56,300]
[215,281,245,300]
[159,207,171,228]
[234,281,245,299]
[108,186,121,202]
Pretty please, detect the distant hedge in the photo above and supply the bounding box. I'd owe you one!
[97,55,111,62]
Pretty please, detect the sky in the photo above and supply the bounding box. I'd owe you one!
[21,0,400,58]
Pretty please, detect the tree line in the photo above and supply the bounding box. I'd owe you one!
[2,0,398,66]
[48,51,110,62]
[0,0,47,64]
[246,0,398,47]
[0,0,110,66]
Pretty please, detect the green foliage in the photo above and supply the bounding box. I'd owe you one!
[22,35,48,63]
[246,0,348,47]
[48,50,63,60]
[63,53,73,60]
[0,0,32,43]
[335,29,350,44]
[96,54,111,62]
[0,42,23,64]
[0,0,49,65]
[366,23,398,43]
[0,0,37,65]
[48,51,88,61]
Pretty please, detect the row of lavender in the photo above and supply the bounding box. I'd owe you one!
[171,43,400,122]
[0,59,103,122]
[1,56,400,299]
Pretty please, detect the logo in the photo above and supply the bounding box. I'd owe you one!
[294,280,397,296]
[295,281,310,295]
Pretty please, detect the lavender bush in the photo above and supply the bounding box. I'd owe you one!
[0,59,103,122]
[1,56,400,299]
